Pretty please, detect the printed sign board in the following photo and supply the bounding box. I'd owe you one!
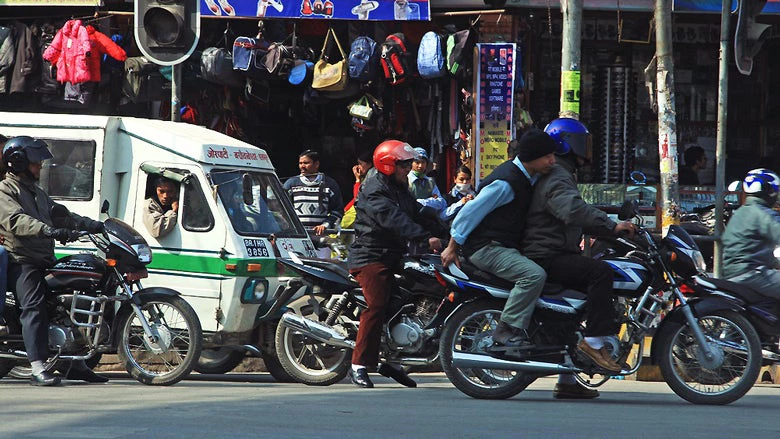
[474,43,516,186]
[200,0,430,20]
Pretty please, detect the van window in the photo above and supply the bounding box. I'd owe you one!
[39,139,96,200]
[181,177,214,232]
[210,170,306,237]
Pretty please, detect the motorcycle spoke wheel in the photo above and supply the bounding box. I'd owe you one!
[658,310,761,405]
[118,295,202,386]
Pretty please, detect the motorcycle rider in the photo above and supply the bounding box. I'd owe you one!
[522,118,636,391]
[722,168,780,295]
[347,140,443,388]
[0,136,107,386]
[441,128,559,348]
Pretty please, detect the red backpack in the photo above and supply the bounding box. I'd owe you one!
[380,33,410,85]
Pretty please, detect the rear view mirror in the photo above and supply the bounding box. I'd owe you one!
[100,200,110,214]
[618,200,638,221]
[242,173,254,205]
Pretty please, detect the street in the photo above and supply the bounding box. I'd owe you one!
[1,373,778,438]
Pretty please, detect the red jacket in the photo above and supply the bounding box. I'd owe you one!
[84,25,127,82]
[42,20,91,83]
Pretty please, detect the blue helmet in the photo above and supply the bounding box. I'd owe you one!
[543,118,591,159]
[743,168,779,204]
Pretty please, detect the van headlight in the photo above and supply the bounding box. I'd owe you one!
[241,278,268,304]
[132,244,152,264]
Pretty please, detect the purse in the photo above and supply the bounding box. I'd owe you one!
[348,95,373,120]
[312,28,348,91]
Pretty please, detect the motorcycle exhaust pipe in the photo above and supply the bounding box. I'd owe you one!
[451,351,582,374]
[0,350,31,359]
[398,353,439,367]
[279,312,355,349]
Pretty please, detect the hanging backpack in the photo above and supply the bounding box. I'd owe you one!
[417,31,446,79]
[446,29,475,76]
[380,33,410,86]
[348,35,379,82]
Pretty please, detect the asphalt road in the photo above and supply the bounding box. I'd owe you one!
[1,373,778,438]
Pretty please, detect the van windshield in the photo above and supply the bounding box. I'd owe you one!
[210,170,306,237]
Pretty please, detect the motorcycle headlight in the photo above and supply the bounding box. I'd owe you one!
[132,244,152,264]
[692,250,706,273]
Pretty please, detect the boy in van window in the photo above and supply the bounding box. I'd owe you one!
[143,176,179,238]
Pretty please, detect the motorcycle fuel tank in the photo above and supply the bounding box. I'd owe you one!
[45,254,106,292]
[603,256,653,298]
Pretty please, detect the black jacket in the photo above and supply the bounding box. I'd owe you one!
[348,172,432,269]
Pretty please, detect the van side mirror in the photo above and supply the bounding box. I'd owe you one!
[100,200,110,214]
[242,173,254,205]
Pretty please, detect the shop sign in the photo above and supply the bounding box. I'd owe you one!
[475,43,515,185]
[505,0,652,11]
[674,0,780,14]
[0,0,101,5]
[200,0,430,21]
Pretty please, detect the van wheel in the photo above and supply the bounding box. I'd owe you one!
[194,347,246,374]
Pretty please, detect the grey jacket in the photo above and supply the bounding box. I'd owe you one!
[722,197,780,278]
[143,197,177,238]
[0,26,16,94]
[521,160,617,262]
[0,173,96,266]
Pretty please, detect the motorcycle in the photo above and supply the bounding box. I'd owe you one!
[435,200,762,405]
[0,203,203,385]
[272,250,449,386]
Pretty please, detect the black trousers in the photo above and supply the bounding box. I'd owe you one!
[539,254,619,337]
[7,263,49,362]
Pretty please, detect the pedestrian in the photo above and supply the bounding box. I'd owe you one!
[347,140,443,388]
[408,147,446,213]
[440,165,475,222]
[283,150,343,236]
[679,145,706,186]
[342,150,374,229]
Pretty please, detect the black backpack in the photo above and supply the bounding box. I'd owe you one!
[380,33,410,86]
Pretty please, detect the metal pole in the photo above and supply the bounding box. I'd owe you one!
[171,63,182,122]
[655,0,680,233]
[713,0,731,277]
[560,0,583,119]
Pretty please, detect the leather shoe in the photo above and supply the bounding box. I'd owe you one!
[0,325,8,337]
[66,367,109,383]
[577,340,622,373]
[30,371,61,387]
[553,383,600,399]
[378,363,417,388]
[348,367,373,388]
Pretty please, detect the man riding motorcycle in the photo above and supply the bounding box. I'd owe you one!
[0,136,107,386]
[722,168,780,296]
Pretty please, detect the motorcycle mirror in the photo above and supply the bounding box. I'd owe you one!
[50,203,69,225]
[618,200,638,221]
[100,200,110,214]
[242,173,254,206]
[727,180,742,192]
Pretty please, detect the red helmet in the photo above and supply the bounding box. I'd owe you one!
[373,140,417,175]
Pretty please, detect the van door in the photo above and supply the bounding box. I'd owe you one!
[133,162,226,333]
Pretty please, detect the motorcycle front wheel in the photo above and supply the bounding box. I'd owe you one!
[274,311,351,386]
[117,294,203,386]
[439,300,539,400]
[657,309,761,405]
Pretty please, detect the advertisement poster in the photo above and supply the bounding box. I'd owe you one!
[201,0,430,20]
[0,0,101,4]
[674,0,780,13]
[475,43,516,185]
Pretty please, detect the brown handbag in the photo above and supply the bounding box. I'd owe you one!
[312,28,348,91]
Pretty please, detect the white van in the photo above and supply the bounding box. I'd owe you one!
[0,112,316,374]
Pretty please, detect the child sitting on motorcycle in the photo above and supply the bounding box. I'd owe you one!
[722,168,780,296]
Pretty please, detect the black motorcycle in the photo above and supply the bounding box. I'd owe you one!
[435,201,762,405]
[271,250,449,386]
[0,204,202,385]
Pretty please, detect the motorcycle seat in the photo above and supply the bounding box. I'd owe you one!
[459,259,515,290]
[695,276,767,303]
[298,257,356,285]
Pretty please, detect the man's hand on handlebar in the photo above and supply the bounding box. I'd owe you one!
[428,237,443,253]
[614,221,637,239]
[313,224,328,235]
[44,227,82,245]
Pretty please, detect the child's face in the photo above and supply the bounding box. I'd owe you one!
[454,172,470,185]
[412,160,427,173]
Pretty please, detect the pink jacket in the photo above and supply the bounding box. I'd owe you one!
[42,20,92,83]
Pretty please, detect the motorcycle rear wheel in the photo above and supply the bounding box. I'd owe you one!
[274,311,351,386]
[657,309,761,405]
[117,294,202,386]
[439,300,538,400]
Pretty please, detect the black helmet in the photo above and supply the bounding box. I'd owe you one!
[3,136,53,174]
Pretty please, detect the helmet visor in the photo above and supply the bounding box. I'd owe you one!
[26,140,53,163]
[562,131,592,160]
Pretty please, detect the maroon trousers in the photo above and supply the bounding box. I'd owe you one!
[350,262,396,369]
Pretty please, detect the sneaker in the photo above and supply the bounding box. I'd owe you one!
[553,383,600,399]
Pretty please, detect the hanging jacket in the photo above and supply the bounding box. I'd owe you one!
[84,25,127,82]
[9,21,40,93]
[0,26,16,93]
[42,20,92,84]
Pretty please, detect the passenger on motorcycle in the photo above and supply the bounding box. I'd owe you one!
[441,128,559,349]
[722,168,780,296]
[0,136,107,386]
[522,118,636,382]
[347,140,443,388]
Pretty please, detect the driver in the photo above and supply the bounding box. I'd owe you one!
[0,136,107,386]
[722,168,780,295]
